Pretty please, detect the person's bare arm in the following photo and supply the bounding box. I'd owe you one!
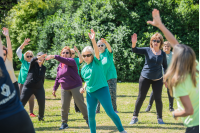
[2,27,13,58]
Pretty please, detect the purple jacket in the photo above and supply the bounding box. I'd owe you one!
[53,55,82,91]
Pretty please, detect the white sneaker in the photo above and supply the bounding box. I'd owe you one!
[120,130,127,133]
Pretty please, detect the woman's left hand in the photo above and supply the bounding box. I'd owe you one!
[88,29,95,41]
[101,38,107,44]
[2,27,9,37]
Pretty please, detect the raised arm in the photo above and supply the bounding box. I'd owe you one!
[2,27,12,58]
[74,46,83,64]
[16,38,31,60]
[89,29,99,59]
[131,33,147,55]
[0,36,3,58]
[147,9,179,47]
[101,38,112,53]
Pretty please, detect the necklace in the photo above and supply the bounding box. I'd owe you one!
[152,48,160,55]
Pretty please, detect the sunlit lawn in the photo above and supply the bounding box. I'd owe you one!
[14,71,185,133]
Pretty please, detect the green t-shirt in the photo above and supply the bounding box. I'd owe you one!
[81,56,108,93]
[100,49,117,80]
[18,54,30,84]
[74,58,81,75]
[166,51,173,66]
[173,61,199,127]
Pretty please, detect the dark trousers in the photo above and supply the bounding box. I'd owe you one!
[133,76,163,119]
[21,85,45,119]
[0,110,35,133]
[148,88,174,109]
[75,102,80,112]
[185,125,199,133]
[13,81,20,99]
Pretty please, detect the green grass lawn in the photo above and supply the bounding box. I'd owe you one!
[14,71,186,133]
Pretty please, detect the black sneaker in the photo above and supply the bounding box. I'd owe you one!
[145,105,151,112]
[86,120,89,128]
[169,108,174,112]
[38,117,44,121]
[59,123,68,130]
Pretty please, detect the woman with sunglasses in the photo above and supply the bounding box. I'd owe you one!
[46,46,88,130]
[2,27,20,98]
[16,38,35,117]
[96,38,118,114]
[80,29,127,133]
[71,46,84,113]
[20,52,47,121]
[0,36,35,133]
[129,32,167,124]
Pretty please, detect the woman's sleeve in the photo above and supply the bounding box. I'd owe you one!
[54,55,76,66]
[132,47,148,55]
[16,47,23,61]
[29,57,38,70]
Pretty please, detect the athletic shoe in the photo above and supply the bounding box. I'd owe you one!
[114,111,119,113]
[38,117,44,121]
[59,123,69,130]
[86,120,89,127]
[169,108,174,112]
[129,117,138,124]
[157,118,165,124]
[120,130,127,133]
[145,105,151,112]
[30,113,36,117]
[96,111,100,114]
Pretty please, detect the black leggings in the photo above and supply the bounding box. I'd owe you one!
[0,110,35,133]
[133,76,163,119]
[21,85,45,119]
[185,125,199,133]
[148,88,174,109]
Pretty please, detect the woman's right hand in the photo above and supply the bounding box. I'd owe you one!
[88,29,95,41]
[23,38,31,46]
[80,88,85,94]
[147,9,163,28]
[131,33,137,48]
[46,55,55,61]
[52,90,56,97]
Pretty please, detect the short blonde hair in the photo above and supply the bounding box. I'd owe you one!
[24,51,34,61]
[163,41,171,47]
[150,33,164,49]
[82,46,94,55]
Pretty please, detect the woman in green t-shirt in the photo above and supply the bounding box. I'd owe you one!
[147,9,199,133]
[16,38,35,117]
[96,38,118,113]
[80,29,126,133]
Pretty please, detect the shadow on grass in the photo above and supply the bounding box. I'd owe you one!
[35,125,185,132]
[120,111,156,114]
[117,95,168,98]
[45,98,61,100]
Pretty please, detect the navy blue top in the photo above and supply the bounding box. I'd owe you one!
[0,57,24,120]
[132,47,167,80]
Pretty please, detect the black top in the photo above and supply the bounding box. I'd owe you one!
[24,57,46,88]
[0,57,24,120]
[132,47,167,80]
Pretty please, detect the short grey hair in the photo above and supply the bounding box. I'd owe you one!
[82,46,94,55]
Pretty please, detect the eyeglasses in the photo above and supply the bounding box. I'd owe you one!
[27,56,33,58]
[82,54,92,58]
[62,52,69,54]
[71,53,75,55]
[3,53,6,56]
[152,40,160,43]
[98,44,104,47]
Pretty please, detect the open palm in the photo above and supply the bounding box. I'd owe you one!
[2,27,9,37]
[131,33,137,44]
[147,9,162,27]
[88,29,95,40]
[23,38,31,46]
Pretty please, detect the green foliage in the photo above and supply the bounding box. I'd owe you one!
[2,0,199,81]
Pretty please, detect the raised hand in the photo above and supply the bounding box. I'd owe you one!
[23,38,31,46]
[2,27,9,37]
[46,55,54,61]
[101,38,107,44]
[38,54,47,60]
[147,9,162,28]
[74,46,79,53]
[131,33,137,44]
[88,29,95,41]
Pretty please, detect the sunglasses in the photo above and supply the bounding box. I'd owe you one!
[98,44,104,47]
[27,55,33,58]
[71,53,75,55]
[62,52,69,54]
[82,54,92,58]
[3,53,6,56]
[152,40,160,43]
